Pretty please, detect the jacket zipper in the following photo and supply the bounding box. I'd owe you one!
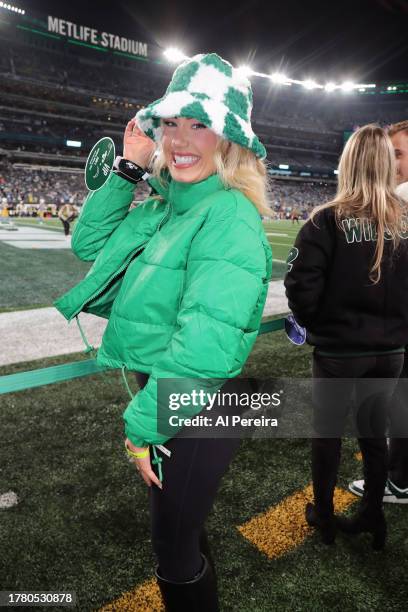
[157,201,172,231]
[72,242,148,321]
[71,202,173,321]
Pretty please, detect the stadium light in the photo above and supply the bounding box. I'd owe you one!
[163,47,188,63]
[158,48,379,95]
[334,170,339,175]
[324,82,336,93]
[236,65,253,78]
[341,81,355,93]
[303,79,319,90]
[271,72,289,85]
[0,2,25,13]
[66,140,82,148]
[279,164,290,170]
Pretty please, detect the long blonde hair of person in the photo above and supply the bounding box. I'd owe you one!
[310,124,405,283]
[151,136,271,217]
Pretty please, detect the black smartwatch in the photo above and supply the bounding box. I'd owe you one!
[113,156,150,184]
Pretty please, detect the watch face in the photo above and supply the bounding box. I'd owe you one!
[120,160,137,171]
[119,158,145,178]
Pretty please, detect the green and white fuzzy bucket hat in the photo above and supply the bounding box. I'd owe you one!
[135,53,266,159]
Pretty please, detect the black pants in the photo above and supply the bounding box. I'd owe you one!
[61,219,70,235]
[311,352,404,517]
[135,372,241,582]
[388,355,408,488]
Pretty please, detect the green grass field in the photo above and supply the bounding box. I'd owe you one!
[1,335,407,611]
[2,218,407,611]
[13,218,70,232]
[0,219,90,312]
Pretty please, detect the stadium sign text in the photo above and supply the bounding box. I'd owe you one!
[47,16,148,57]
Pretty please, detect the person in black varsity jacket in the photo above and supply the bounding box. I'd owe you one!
[284,124,408,550]
[348,120,408,504]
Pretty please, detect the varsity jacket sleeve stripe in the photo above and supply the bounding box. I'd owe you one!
[71,173,137,262]
[123,215,272,447]
[284,210,334,328]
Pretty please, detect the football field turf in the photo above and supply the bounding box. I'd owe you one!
[2,217,407,611]
[1,334,407,611]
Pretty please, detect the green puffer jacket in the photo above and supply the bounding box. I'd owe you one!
[54,171,272,447]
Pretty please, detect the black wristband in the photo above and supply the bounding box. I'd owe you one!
[113,156,149,184]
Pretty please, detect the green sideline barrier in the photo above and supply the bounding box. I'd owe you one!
[0,359,108,395]
[0,317,286,395]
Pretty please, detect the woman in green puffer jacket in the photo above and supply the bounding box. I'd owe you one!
[55,53,272,612]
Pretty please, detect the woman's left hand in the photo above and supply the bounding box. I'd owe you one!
[125,437,162,489]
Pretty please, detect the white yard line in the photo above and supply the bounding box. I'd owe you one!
[265,232,289,237]
[15,222,64,233]
[0,225,71,249]
[268,242,294,247]
[0,307,107,366]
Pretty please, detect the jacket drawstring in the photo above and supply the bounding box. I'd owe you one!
[121,364,167,484]
[75,316,96,357]
[151,446,163,482]
[121,364,135,400]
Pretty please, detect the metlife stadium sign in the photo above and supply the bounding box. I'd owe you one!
[47,16,148,57]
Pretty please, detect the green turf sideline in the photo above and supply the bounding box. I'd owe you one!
[0,240,92,310]
[2,335,407,611]
[0,318,286,394]
[14,219,77,233]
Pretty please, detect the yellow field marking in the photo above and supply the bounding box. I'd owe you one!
[99,485,356,609]
[98,577,164,612]
[237,484,356,559]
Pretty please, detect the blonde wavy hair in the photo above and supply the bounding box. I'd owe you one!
[151,132,271,216]
[311,124,406,283]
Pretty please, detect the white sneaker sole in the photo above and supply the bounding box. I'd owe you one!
[383,496,408,504]
[348,483,408,504]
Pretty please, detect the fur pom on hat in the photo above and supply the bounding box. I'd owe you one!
[135,53,266,159]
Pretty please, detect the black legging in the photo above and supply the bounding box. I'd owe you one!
[388,354,408,488]
[61,219,71,236]
[311,352,404,517]
[135,372,241,582]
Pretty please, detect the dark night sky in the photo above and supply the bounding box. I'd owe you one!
[21,0,408,82]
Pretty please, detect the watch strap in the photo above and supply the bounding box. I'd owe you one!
[113,156,150,184]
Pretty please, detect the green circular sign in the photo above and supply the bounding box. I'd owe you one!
[85,137,116,191]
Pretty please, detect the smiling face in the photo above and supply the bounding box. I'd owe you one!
[161,117,219,183]
[391,129,408,184]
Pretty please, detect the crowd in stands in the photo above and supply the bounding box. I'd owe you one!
[0,160,334,216]
[1,143,86,159]
[0,164,86,208]
[0,163,151,211]
[269,180,335,217]
[0,30,406,220]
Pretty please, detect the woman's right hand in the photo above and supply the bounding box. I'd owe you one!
[123,118,156,169]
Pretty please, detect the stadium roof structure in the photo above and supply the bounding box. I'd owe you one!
[1,1,407,95]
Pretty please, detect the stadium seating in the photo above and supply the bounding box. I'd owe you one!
[0,27,407,210]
